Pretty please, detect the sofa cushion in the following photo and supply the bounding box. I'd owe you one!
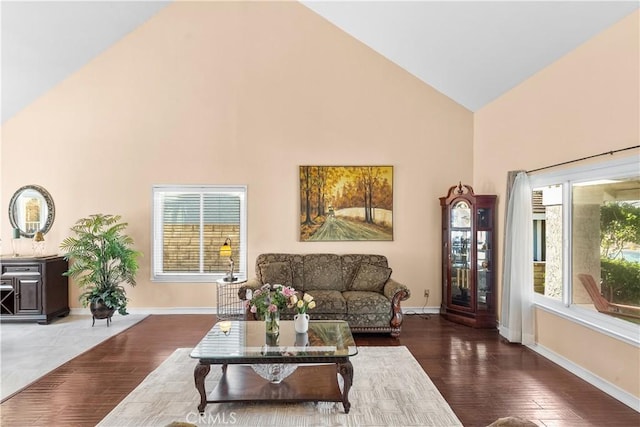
[303,290,346,314]
[343,291,391,314]
[349,263,392,292]
[345,312,392,328]
[341,254,389,286]
[258,261,293,287]
[303,254,344,291]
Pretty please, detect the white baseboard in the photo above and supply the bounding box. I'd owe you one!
[71,306,440,316]
[402,306,440,315]
[527,342,640,412]
[69,307,217,316]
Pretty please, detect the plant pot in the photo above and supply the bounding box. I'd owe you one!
[90,301,115,327]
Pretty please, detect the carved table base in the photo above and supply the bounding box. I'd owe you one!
[193,361,354,414]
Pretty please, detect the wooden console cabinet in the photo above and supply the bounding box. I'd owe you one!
[0,255,69,324]
[440,183,497,328]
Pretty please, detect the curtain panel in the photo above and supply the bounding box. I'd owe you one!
[500,171,535,344]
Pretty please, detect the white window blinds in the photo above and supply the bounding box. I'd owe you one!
[152,185,247,282]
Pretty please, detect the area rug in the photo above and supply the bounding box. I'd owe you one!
[0,313,147,401]
[97,346,462,427]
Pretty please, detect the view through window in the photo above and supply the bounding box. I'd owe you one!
[532,165,639,324]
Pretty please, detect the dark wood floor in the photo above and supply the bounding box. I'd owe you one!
[1,314,638,427]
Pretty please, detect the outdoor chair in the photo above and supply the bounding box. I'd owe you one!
[577,273,640,320]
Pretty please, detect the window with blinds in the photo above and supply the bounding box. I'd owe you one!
[152,185,247,282]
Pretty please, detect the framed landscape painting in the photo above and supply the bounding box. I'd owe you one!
[300,166,393,241]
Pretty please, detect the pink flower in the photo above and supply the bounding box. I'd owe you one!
[250,305,257,313]
[282,286,296,297]
[268,304,278,313]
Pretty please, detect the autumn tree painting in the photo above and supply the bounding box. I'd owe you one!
[300,166,393,241]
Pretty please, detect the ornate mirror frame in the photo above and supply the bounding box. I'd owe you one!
[8,185,55,238]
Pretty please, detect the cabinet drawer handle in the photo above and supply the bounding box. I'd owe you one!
[3,266,40,273]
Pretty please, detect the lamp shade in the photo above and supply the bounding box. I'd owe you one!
[219,241,232,257]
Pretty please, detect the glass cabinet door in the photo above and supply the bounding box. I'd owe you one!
[451,230,471,307]
[476,230,491,310]
[450,201,472,308]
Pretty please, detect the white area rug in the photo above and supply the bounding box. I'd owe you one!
[98,346,462,427]
[0,313,147,401]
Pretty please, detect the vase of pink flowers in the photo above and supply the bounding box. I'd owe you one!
[247,283,296,336]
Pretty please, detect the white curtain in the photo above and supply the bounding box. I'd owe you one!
[500,171,535,344]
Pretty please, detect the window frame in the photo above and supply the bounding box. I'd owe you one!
[529,155,640,347]
[151,184,247,283]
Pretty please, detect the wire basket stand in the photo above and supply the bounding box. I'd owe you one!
[216,279,247,321]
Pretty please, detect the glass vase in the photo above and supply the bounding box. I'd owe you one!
[265,310,280,335]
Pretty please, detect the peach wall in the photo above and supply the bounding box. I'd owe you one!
[1,2,472,310]
[474,11,639,399]
[537,310,640,398]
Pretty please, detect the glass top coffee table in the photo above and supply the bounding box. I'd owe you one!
[190,320,357,414]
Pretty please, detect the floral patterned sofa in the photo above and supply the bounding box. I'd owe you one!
[239,253,411,337]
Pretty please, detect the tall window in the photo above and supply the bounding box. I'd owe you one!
[529,156,639,340]
[572,179,639,315]
[152,185,247,282]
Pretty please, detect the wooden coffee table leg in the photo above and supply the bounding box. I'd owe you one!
[337,360,354,413]
[194,362,211,413]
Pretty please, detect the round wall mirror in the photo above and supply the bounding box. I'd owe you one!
[8,185,55,238]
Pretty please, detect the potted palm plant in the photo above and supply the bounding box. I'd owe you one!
[60,214,141,326]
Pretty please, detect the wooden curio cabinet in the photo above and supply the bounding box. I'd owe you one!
[440,183,497,328]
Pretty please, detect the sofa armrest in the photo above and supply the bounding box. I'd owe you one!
[383,278,411,337]
[237,277,262,300]
[383,278,411,301]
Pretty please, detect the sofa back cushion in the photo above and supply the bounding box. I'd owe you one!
[349,262,392,292]
[303,254,343,291]
[254,254,305,290]
[340,254,389,287]
[258,261,293,287]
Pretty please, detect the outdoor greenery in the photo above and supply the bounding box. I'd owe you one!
[600,202,640,305]
[600,202,640,259]
[60,214,142,315]
[600,258,640,305]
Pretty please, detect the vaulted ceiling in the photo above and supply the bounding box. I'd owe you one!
[2,1,638,123]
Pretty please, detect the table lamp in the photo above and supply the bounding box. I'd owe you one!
[219,237,235,282]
